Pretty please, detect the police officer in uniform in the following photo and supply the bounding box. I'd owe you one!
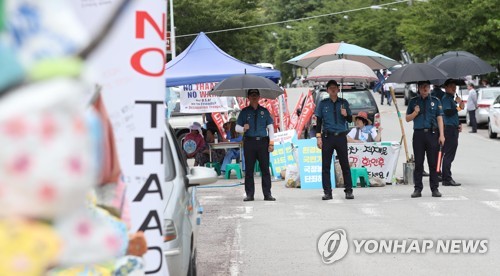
[236,89,275,201]
[315,80,354,200]
[406,80,445,198]
[441,79,464,186]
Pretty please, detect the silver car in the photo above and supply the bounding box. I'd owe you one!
[488,95,500,138]
[467,87,500,126]
[163,123,218,276]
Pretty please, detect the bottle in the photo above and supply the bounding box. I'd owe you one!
[214,133,218,144]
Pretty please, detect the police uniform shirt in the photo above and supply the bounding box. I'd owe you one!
[406,95,444,129]
[315,97,352,133]
[237,105,273,137]
[441,93,460,127]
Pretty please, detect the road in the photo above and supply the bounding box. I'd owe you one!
[195,94,500,276]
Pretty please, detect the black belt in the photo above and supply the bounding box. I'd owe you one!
[323,130,348,137]
[244,136,269,141]
[414,128,437,133]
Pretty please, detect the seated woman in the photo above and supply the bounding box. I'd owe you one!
[221,121,245,174]
[347,111,382,143]
[183,122,206,164]
[194,129,226,167]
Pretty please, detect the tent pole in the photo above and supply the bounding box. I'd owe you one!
[390,87,410,162]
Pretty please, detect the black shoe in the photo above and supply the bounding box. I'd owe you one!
[432,190,442,197]
[243,196,254,202]
[322,194,333,200]
[411,190,422,198]
[442,179,461,186]
[437,175,443,182]
[469,130,477,133]
[345,191,354,200]
[422,171,430,177]
[264,196,276,201]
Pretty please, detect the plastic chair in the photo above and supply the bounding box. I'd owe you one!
[205,162,221,176]
[225,163,242,179]
[351,167,370,188]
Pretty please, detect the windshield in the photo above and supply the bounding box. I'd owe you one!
[318,91,373,109]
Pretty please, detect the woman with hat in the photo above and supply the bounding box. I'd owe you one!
[347,111,382,143]
[182,122,205,164]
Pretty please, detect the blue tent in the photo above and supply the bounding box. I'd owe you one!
[165,32,281,87]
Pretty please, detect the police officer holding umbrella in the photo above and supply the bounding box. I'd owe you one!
[236,89,276,202]
[406,80,445,198]
[315,80,354,200]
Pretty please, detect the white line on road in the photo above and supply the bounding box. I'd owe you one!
[482,201,500,211]
[419,202,445,217]
[229,222,242,276]
[440,195,469,201]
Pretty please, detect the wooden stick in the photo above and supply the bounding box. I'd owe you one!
[390,87,410,162]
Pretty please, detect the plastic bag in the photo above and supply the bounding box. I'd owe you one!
[285,164,300,188]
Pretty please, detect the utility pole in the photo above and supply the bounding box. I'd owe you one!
[168,0,176,58]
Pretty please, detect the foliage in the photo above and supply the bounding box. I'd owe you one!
[171,0,499,85]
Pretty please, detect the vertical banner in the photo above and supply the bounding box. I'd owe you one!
[289,92,305,129]
[75,0,168,274]
[295,90,315,138]
[269,130,296,178]
[294,138,335,189]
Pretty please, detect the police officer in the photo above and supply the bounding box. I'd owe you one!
[441,79,464,186]
[406,80,445,198]
[315,80,354,200]
[236,89,275,201]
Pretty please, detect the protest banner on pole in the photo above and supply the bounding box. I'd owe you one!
[74,0,168,274]
[269,130,297,178]
[294,138,335,189]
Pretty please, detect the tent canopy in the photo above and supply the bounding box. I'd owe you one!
[165,32,281,87]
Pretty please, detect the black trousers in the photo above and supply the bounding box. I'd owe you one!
[442,126,459,181]
[321,134,352,194]
[468,110,477,132]
[413,130,439,191]
[243,138,272,197]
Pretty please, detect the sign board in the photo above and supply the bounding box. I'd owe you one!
[179,82,229,113]
[295,138,335,189]
[347,141,401,183]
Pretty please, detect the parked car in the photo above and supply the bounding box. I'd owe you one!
[456,86,469,121]
[312,85,381,129]
[163,123,218,276]
[488,94,500,138]
[466,87,500,126]
[387,65,405,97]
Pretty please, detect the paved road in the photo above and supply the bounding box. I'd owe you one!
[196,94,500,276]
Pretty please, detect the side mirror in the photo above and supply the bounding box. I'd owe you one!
[187,166,217,187]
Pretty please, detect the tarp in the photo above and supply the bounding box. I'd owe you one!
[165,32,281,87]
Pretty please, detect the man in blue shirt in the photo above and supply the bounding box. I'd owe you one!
[315,80,354,200]
[406,80,445,198]
[441,79,464,187]
[236,89,275,201]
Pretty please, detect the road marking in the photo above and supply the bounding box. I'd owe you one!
[360,206,382,217]
[419,202,445,217]
[218,206,253,220]
[482,201,500,211]
[229,222,242,276]
[441,195,469,201]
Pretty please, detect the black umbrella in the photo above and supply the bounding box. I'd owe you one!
[385,63,448,84]
[428,51,496,78]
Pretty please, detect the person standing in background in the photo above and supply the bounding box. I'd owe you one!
[466,83,478,133]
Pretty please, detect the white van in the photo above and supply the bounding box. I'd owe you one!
[255,63,275,70]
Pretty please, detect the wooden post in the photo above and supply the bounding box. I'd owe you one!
[390,87,410,162]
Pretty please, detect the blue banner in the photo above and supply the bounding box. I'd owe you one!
[295,138,335,189]
[269,141,296,179]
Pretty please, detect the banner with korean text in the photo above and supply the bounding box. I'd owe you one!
[269,130,297,178]
[295,138,335,189]
[348,141,401,183]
